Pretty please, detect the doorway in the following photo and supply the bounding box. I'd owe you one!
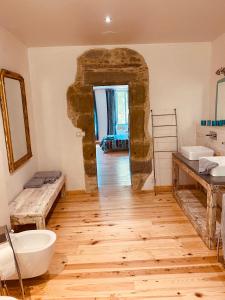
[93,85,131,187]
[67,48,152,191]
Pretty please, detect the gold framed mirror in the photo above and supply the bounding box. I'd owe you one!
[215,76,225,120]
[0,69,32,173]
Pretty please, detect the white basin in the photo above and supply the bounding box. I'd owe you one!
[200,156,225,176]
[181,146,214,160]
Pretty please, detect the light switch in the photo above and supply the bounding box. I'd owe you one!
[76,131,85,137]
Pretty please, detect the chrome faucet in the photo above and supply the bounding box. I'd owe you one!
[206,131,217,140]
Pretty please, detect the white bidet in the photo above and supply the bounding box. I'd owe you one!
[0,230,56,279]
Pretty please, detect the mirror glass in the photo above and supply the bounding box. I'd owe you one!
[0,69,32,173]
[216,78,225,120]
[4,78,27,161]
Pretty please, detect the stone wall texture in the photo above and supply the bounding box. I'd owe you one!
[67,48,152,191]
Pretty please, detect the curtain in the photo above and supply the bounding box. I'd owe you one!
[93,92,99,140]
[106,89,117,135]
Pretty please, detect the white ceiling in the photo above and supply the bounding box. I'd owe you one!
[1,0,225,47]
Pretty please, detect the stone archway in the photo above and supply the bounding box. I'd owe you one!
[67,48,152,191]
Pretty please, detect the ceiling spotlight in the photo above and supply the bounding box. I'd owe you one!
[105,16,112,24]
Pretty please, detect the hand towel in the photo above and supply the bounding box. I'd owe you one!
[34,171,61,179]
[199,158,218,175]
[33,171,62,184]
[24,177,45,189]
[43,177,58,184]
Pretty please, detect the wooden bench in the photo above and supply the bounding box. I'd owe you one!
[9,175,65,229]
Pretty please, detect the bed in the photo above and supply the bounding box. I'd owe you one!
[100,134,129,153]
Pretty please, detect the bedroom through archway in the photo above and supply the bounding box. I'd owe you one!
[93,85,131,188]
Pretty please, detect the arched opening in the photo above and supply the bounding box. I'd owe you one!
[67,48,152,191]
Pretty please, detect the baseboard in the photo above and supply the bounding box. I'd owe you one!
[66,185,196,196]
[154,185,173,193]
[66,190,86,196]
[154,184,196,193]
[179,184,197,190]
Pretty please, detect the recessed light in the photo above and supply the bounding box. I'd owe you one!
[105,16,112,24]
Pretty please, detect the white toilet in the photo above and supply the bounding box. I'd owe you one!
[0,230,56,279]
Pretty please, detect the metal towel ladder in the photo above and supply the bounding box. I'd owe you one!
[151,109,178,194]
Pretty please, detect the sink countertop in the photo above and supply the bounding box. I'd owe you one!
[173,152,225,186]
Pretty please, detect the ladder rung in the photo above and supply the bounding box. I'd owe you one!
[152,113,176,117]
[154,135,177,139]
[153,125,176,128]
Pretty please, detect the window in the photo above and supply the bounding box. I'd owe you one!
[116,90,128,125]
[115,89,128,135]
[93,85,129,137]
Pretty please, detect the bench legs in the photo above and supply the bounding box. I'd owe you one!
[36,217,46,229]
[61,183,66,198]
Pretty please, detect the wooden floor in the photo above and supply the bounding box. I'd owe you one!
[10,187,225,299]
[96,145,131,187]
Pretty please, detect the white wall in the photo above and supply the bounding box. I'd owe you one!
[28,42,211,190]
[208,33,225,119]
[197,125,225,156]
[94,89,108,141]
[28,47,85,190]
[0,26,38,225]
